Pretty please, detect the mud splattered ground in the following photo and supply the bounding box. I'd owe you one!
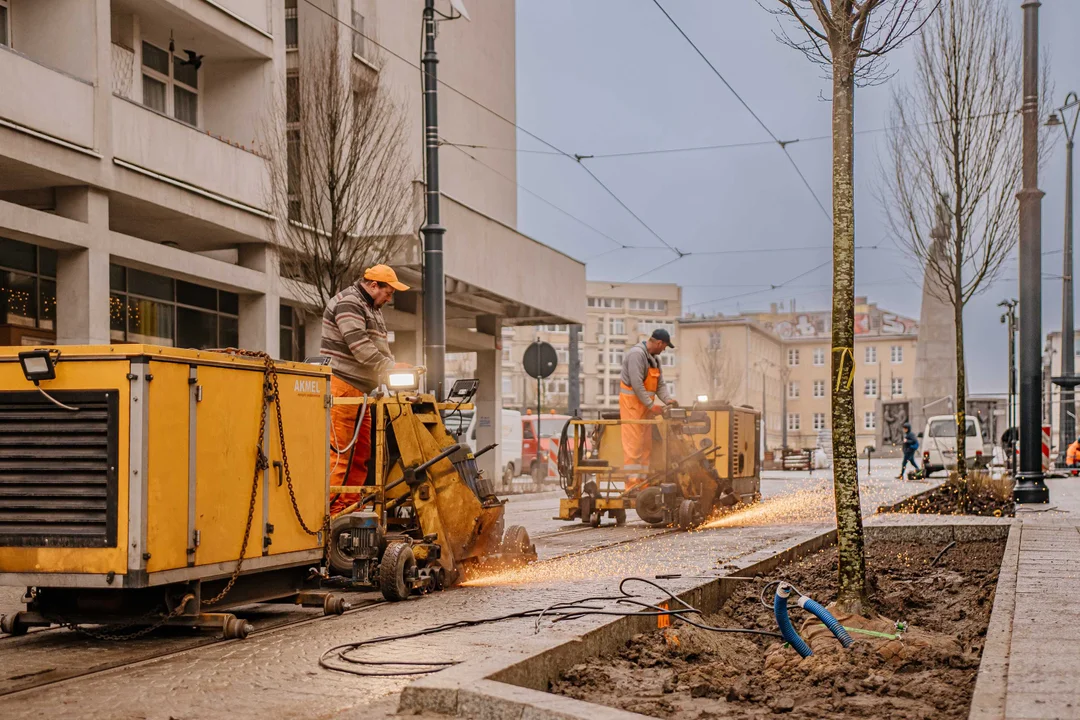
[890,477,1015,517]
[551,538,1004,719]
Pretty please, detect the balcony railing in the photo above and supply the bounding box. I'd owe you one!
[0,45,95,149]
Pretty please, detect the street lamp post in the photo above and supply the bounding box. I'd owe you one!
[420,0,446,400]
[1014,0,1050,503]
[1048,92,1079,466]
[999,299,1018,473]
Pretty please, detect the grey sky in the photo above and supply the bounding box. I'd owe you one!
[511,0,1080,394]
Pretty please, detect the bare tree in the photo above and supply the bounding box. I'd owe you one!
[696,340,743,405]
[265,25,417,309]
[767,0,937,615]
[882,0,1039,510]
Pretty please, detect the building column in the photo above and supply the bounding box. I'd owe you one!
[54,188,110,345]
[238,245,279,356]
[303,312,323,360]
[474,315,503,484]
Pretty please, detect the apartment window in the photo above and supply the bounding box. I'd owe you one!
[557,348,569,365]
[541,324,568,333]
[279,305,305,361]
[639,320,674,337]
[628,299,667,313]
[0,0,9,47]
[864,411,876,430]
[865,345,877,364]
[502,376,513,396]
[864,377,878,398]
[546,378,567,395]
[609,348,624,367]
[351,2,366,58]
[813,413,826,431]
[891,345,904,363]
[141,41,199,127]
[110,265,238,349]
[813,347,825,366]
[608,378,620,397]
[285,0,298,48]
[501,347,511,364]
[891,377,904,397]
[813,379,825,398]
[788,381,800,399]
[788,348,800,366]
[587,297,623,309]
[659,353,675,368]
[609,318,625,336]
[0,238,57,331]
[665,381,676,397]
[787,413,801,432]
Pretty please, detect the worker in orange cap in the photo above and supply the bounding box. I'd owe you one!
[321,264,410,515]
[619,329,677,492]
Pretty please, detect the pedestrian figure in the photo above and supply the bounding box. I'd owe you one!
[898,421,920,479]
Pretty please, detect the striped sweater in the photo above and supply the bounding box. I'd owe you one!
[321,283,395,392]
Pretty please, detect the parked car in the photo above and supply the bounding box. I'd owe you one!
[522,413,572,480]
[921,414,993,477]
[443,408,524,487]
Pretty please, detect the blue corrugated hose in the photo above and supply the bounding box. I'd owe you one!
[798,596,854,648]
[773,583,813,657]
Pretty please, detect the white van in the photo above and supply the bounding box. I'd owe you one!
[921,414,993,477]
[444,408,524,486]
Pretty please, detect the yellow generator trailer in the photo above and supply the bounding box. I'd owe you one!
[558,404,761,529]
[0,346,341,638]
[327,377,537,599]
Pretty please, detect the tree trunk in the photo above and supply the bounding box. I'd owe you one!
[954,293,968,512]
[829,59,868,615]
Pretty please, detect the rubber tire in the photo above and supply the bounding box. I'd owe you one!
[0,613,27,636]
[502,524,533,556]
[613,509,627,526]
[635,486,666,525]
[503,462,515,488]
[676,499,697,530]
[223,616,252,640]
[328,515,357,577]
[379,543,416,602]
[590,510,602,528]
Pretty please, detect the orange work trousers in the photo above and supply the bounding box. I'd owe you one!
[620,367,660,492]
[329,376,372,515]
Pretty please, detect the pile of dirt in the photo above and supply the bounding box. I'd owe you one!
[890,474,1015,517]
[551,538,1004,719]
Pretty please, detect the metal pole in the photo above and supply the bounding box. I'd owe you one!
[761,367,767,452]
[1015,0,1049,503]
[1054,93,1079,463]
[780,368,788,451]
[568,324,581,415]
[421,0,446,401]
[1009,304,1017,472]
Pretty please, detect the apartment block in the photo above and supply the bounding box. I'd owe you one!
[0,0,584,481]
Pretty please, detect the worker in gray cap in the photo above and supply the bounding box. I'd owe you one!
[619,328,677,491]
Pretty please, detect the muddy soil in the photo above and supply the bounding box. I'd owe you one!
[551,538,1004,719]
[891,480,1015,517]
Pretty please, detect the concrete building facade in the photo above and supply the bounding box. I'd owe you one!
[679,299,919,454]
[0,0,584,480]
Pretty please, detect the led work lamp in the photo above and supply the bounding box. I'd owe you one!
[18,349,58,384]
[386,368,421,391]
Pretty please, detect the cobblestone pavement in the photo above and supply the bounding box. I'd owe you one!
[0,473,924,719]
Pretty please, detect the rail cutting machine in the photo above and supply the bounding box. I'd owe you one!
[326,373,537,600]
[557,403,762,529]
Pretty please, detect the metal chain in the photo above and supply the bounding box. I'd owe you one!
[61,593,195,641]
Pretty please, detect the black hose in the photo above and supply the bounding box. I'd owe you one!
[557,416,578,494]
[319,576,780,678]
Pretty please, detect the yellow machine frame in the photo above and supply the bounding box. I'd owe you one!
[0,346,339,637]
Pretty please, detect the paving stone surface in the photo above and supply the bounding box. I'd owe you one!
[0,469,924,719]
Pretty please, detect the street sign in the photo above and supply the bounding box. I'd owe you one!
[523,341,558,380]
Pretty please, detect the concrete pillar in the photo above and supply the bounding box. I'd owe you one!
[303,311,323,360]
[391,329,421,367]
[474,315,503,485]
[237,244,280,356]
[54,187,110,345]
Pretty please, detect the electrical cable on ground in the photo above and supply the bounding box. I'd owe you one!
[318,577,781,678]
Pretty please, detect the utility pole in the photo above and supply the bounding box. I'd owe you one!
[421,0,446,400]
[1014,0,1050,503]
[1048,93,1079,464]
[568,324,581,415]
[999,299,1018,473]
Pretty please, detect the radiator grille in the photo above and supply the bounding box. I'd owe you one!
[0,390,119,548]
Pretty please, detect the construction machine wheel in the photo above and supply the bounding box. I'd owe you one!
[0,613,28,636]
[502,524,534,557]
[223,616,253,640]
[379,543,416,602]
[613,508,627,526]
[503,462,515,488]
[589,510,602,528]
[635,486,666,525]
[328,516,355,577]
[676,499,697,530]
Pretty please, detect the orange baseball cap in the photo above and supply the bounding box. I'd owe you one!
[364,264,410,291]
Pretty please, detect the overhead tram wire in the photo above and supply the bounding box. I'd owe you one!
[300,0,683,259]
[687,259,834,310]
[649,0,831,224]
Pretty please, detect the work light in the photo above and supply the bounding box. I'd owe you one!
[386,368,420,391]
[18,349,57,384]
[696,395,709,403]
